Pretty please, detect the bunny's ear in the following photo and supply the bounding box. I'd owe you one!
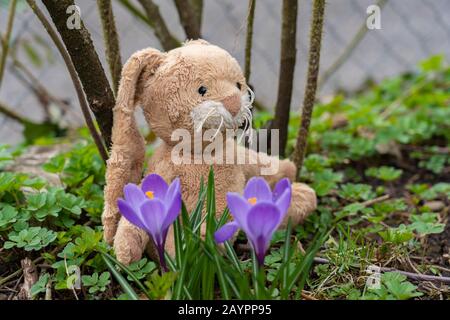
[183,39,210,46]
[110,48,164,167]
[114,48,164,118]
[103,48,164,244]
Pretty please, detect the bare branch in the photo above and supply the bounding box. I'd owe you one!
[11,57,83,122]
[191,0,204,32]
[244,0,256,81]
[137,0,180,50]
[0,100,30,124]
[318,0,388,89]
[292,0,326,179]
[41,0,115,149]
[313,257,450,284]
[173,0,201,39]
[27,0,108,163]
[270,0,298,157]
[0,0,18,88]
[97,0,123,95]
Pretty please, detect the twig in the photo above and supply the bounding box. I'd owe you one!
[117,0,152,27]
[313,257,450,284]
[244,0,256,81]
[191,0,203,33]
[0,100,31,124]
[136,0,180,50]
[0,0,17,88]
[174,0,201,39]
[360,194,390,207]
[292,0,326,179]
[301,291,318,300]
[27,0,108,163]
[97,0,123,95]
[318,0,388,89]
[7,274,22,300]
[11,57,83,122]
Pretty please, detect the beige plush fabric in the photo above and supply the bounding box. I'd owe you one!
[102,40,317,265]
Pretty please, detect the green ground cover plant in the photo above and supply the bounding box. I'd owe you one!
[0,56,448,300]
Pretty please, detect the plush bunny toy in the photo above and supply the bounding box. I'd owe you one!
[103,39,317,265]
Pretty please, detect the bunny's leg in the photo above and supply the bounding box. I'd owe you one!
[114,217,150,265]
[280,182,317,227]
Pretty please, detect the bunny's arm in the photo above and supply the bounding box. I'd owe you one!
[102,108,146,244]
[236,144,317,226]
[236,144,296,186]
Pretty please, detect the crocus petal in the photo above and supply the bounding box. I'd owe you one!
[244,177,272,201]
[162,189,182,231]
[140,199,166,246]
[273,178,291,202]
[226,192,251,230]
[141,174,169,199]
[117,199,147,232]
[123,184,146,211]
[164,178,181,203]
[275,188,291,218]
[214,221,239,243]
[246,202,281,247]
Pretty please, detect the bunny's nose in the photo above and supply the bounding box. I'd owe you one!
[221,94,241,117]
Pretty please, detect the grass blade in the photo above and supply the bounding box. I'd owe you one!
[100,251,151,300]
[281,220,292,299]
[102,254,140,300]
[173,215,183,268]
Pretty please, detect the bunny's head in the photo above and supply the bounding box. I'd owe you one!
[112,39,254,157]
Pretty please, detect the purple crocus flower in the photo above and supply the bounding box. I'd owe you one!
[117,174,182,271]
[214,177,291,266]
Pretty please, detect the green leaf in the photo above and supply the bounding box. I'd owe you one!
[5,227,57,251]
[382,272,423,300]
[365,166,403,182]
[31,273,50,298]
[0,204,18,230]
[378,224,414,244]
[409,212,445,235]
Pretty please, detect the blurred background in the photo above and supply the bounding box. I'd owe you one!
[0,0,449,145]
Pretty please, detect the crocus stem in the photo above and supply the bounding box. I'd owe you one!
[251,249,265,299]
[157,245,168,273]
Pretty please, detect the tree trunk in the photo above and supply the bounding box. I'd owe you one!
[270,0,298,157]
[97,0,123,96]
[292,0,326,179]
[42,0,114,148]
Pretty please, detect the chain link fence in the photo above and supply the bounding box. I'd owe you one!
[0,0,449,144]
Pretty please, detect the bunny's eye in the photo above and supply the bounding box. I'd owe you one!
[198,86,207,96]
[236,82,242,90]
